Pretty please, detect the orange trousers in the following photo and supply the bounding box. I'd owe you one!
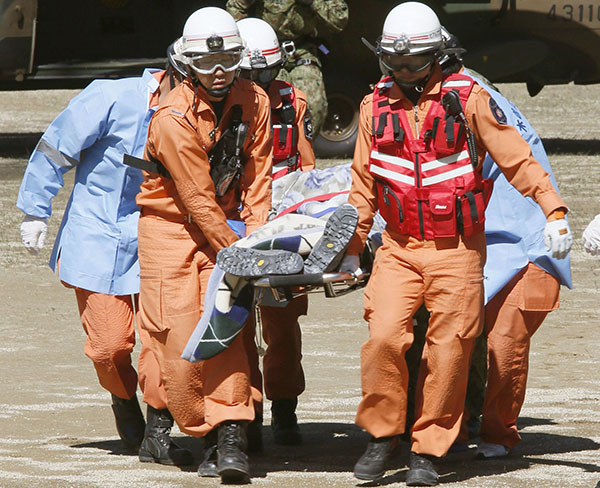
[74,288,167,409]
[137,214,253,437]
[261,295,307,400]
[246,295,308,416]
[480,262,559,448]
[356,230,485,457]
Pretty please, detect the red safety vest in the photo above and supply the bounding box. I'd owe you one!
[368,73,491,239]
[271,80,301,180]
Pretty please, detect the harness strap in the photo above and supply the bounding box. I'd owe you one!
[391,113,404,142]
[376,112,387,138]
[445,115,455,143]
[431,117,440,141]
[466,191,479,223]
[279,124,288,146]
[123,152,172,178]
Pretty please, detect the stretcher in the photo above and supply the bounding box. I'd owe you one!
[251,270,370,302]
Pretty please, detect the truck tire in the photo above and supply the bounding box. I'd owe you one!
[313,91,360,159]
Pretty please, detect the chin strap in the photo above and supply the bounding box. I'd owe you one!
[191,72,238,100]
[391,70,433,96]
[206,84,234,98]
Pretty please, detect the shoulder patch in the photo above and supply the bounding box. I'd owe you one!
[303,109,313,141]
[489,98,507,125]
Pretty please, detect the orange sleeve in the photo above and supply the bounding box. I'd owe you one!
[146,110,239,250]
[238,91,273,235]
[346,95,378,255]
[466,86,567,217]
[294,91,316,171]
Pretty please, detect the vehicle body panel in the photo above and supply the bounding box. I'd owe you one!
[2,0,598,155]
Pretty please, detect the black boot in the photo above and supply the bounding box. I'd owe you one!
[406,452,439,486]
[217,421,250,483]
[247,416,263,453]
[111,394,145,453]
[197,430,218,477]
[303,203,359,274]
[271,398,302,445]
[138,405,193,466]
[353,435,397,481]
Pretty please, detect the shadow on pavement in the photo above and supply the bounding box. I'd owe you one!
[71,435,203,473]
[252,420,600,483]
[439,430,600,484]
[60,418,600,482]
[516,415,558,429]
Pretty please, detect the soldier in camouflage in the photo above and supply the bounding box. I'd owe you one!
[226,0,349,136]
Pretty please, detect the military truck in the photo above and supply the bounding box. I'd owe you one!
[2,0,599,157]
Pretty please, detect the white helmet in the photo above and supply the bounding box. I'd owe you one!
[379,2,442,56]
[237,18,283,70]
[177,7,245,75]
[181,7,244,56]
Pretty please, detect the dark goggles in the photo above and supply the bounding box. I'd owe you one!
[380,53,435,73]
[240,66,281,85]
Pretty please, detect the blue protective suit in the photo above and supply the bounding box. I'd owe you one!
[466,72,572,303]
[16,69,163,295]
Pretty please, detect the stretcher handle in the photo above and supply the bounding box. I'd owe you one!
[266,273,325,287]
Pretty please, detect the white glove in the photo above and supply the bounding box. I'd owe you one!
[582,214,600,255]
[339,254,361,276]
[543,218,572,260]
[20,215,48,256]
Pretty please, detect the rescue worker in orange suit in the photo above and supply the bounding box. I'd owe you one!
[338,3,572,485]
[135,7,272,483]
[236,17,316,447]
[17,44,191,465]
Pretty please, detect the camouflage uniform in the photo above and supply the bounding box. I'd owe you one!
[226,0,349,135]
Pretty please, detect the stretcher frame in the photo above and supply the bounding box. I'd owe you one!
[251,271,369,302]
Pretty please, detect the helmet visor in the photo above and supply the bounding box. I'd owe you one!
[187,50,244,74]
[380,53,434,73]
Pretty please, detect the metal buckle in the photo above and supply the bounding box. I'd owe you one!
[296,58,313,67]
[281,40,296,57]
[184,214,193,224]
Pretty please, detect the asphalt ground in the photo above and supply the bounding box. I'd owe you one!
[0,83,599,487]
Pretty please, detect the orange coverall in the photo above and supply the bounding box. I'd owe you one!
[73,289,165,408]
[481,262,560,448]
[247,83,315,416]
[347,64,567,458]
[136,77,272,437]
